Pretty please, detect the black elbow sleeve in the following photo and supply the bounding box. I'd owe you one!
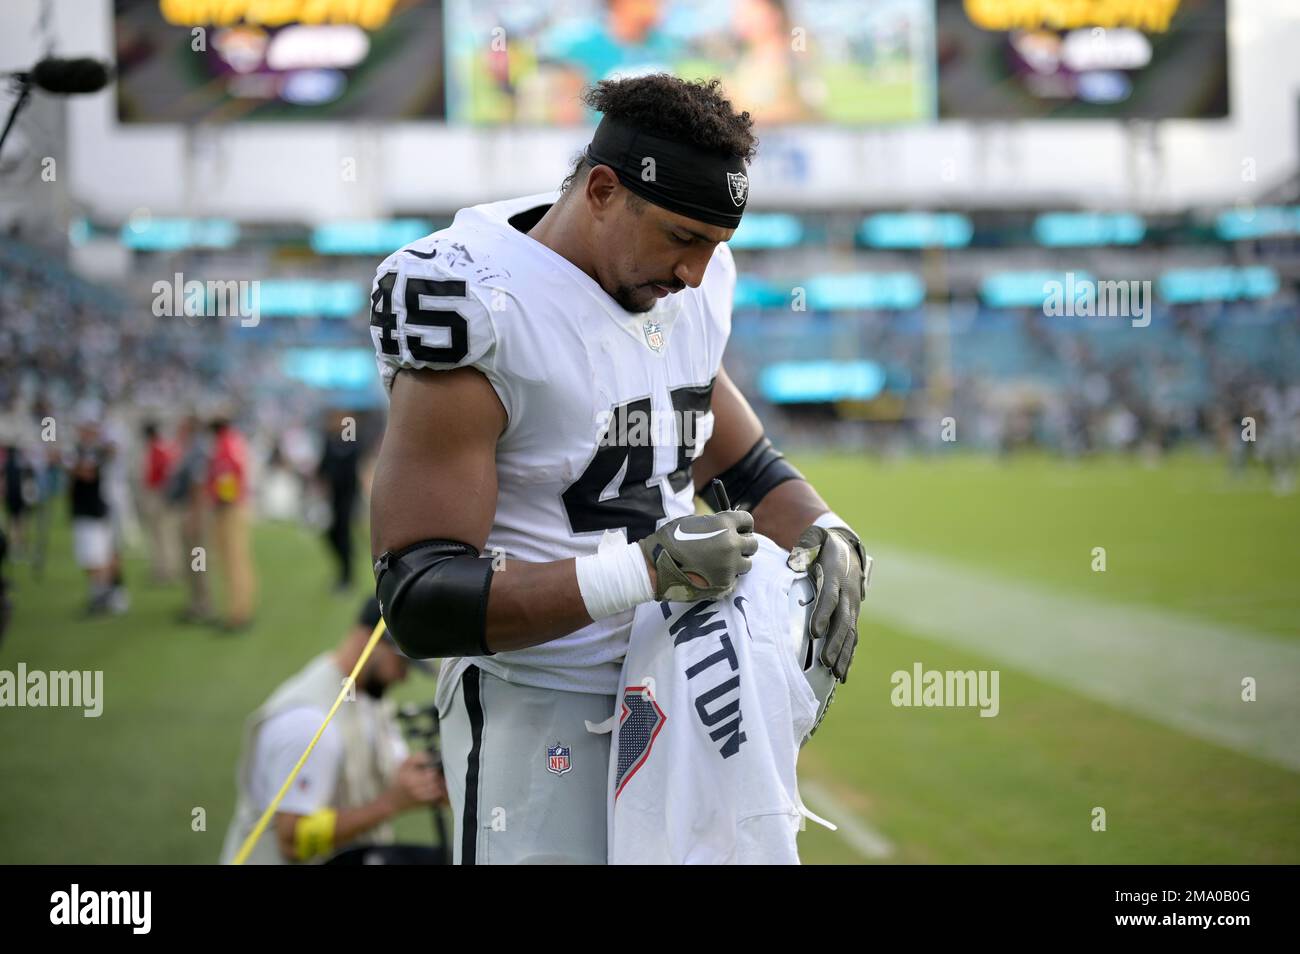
[702,436,804,512]
[373,540,496,658]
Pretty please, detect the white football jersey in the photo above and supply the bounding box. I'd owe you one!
[372,192,736,695]
[605,537,831,864]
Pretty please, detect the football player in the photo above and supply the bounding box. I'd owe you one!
[369,74,868,864]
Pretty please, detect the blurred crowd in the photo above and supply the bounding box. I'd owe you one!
[730,302,1300,489]
[0,239,234,415]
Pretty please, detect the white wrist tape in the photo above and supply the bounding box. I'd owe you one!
[575,534,655,621]
[813,511,874,589]
[813,511,852,532]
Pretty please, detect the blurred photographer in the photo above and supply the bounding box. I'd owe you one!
[220,598,447,864]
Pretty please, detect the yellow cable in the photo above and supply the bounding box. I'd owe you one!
[230,617,388,865]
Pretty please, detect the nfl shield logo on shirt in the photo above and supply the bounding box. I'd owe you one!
[642,319,664,353]
[546,743,572,776]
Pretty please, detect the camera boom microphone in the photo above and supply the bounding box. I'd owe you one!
[1,57,111,155]
[28,57,112,95]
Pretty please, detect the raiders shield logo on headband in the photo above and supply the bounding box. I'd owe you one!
[727,171,748,207]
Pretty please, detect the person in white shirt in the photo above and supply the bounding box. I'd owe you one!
[220,599,447,864]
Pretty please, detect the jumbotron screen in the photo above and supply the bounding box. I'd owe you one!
[113,0,445,122]
[443,0,936,126]
[936,0,1229,119]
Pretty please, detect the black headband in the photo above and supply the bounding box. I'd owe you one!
[584,115,749,229]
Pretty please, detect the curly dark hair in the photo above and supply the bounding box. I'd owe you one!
[560,74,757,194]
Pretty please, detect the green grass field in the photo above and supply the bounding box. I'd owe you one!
[1,452,1296,864]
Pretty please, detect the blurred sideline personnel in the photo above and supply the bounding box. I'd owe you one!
[2,443,33,561]
[369,76,868,864]
[208,412,255,631]
[69,415,126,615]
[29,401,64,581]
[317,410,361,592]
[138,422,179,584]
[169,414,212,623]
[220,598,446,864]
[98,409,134,607]
[0,524,9,643]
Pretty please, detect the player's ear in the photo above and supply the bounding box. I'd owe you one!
[584,164,621,219]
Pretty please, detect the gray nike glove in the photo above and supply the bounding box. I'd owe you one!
[788,524,871,683]
[638,511,759,603]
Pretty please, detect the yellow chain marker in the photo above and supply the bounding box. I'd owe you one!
[230,617,389,865]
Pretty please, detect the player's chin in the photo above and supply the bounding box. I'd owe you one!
[615,285,661,313]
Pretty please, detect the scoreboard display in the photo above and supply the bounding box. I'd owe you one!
[114,0,445,122]
[937,0,1229,119]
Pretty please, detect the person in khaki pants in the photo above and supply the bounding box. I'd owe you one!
[169,415,213,623]
[207,414,256,632]
[139,422,180,584]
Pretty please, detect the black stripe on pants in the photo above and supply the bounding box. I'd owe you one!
[460,666,485,865]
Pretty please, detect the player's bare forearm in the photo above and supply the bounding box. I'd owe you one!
[693,366,763,490]
[485,547,677,650]
[482,558,595,652]
[749,478,831,551]
[694,366,830,548]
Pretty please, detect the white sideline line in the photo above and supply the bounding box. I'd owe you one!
[861,547,1300,772]
[800,779,895,860]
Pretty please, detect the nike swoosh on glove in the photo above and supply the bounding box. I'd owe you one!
[638,511,758,603]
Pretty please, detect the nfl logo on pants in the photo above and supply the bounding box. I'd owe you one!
[546,743,572,776]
